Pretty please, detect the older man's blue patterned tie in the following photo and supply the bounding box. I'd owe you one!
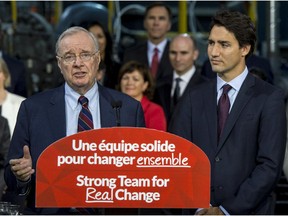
[76,96,96,214]
[78,96,93,132]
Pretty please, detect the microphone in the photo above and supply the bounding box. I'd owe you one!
[111,101,122,127]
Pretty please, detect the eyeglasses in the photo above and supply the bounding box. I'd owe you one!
[57,52,97,63]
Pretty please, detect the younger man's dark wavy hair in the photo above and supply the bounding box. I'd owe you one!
[209,10,257,59]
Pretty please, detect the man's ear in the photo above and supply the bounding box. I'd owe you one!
[241,44,251,57]
[56,57,62,74]
[95,51,101,68]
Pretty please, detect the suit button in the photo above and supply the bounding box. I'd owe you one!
[215,156,221,162]
[218,186,223,190]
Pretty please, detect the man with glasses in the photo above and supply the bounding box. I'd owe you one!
[4,26,145,214]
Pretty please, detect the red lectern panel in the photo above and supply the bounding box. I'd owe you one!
[36,127,210,208]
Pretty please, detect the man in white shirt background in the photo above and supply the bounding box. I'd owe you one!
[153,33,207,124]
[123,2,173,87]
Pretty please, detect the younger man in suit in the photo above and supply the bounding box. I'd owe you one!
[123,2,173,87]
[4,26,145,214]
[169,10,286,214]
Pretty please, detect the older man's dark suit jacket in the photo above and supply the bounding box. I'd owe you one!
[153,68,207,124]
[123,41,173,86]
[4,83,145,214]
[169,73,286,214]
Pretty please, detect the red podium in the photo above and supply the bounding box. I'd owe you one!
[36,128,210,209]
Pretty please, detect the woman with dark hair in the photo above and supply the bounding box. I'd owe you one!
[119,60,167,131]
[84,21,120,89]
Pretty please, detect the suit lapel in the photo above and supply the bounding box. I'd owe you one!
[203,80,218,151]
[141,43,149,66]
[163,83,173,116]
[217,74,255,150]
[182,68,202,98]
[98,84,117,127]
[47,86,66,141]
[157,42,173,80]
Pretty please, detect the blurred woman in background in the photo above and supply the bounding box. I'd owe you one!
[0,58,24,201]
[84,21,120,89]
[119,60,166,131]
[0,58,25,135]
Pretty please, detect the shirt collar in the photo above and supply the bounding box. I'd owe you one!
[173,65,196,84]
[65,81,98,110]
[217,67,249,92]
[147,38,168,54]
